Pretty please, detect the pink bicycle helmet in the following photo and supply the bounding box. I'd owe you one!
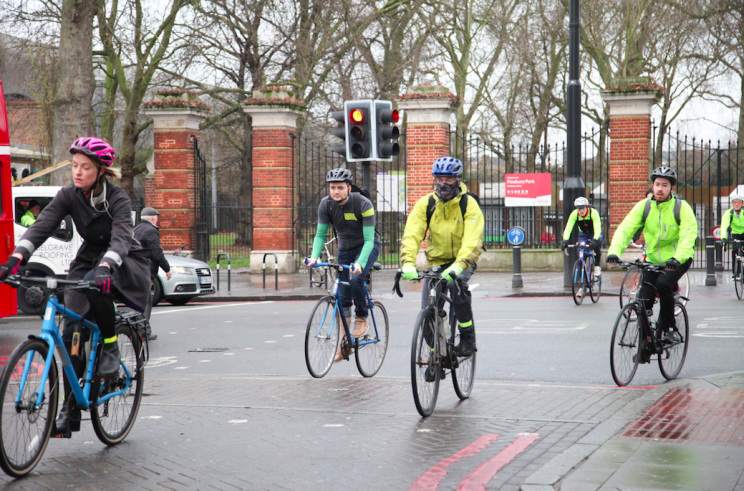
[69,137,116,167]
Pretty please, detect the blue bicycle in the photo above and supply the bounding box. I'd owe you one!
[565,241,601,305]
[304,261,389,378]
[0,276,144,478]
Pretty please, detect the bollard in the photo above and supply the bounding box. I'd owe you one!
[263,252,278,290]
[706,236,717,286]
[715,240,724,272]
[512,246,523,288]
[215,253,231,291]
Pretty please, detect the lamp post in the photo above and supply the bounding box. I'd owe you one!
[563,0,586,287]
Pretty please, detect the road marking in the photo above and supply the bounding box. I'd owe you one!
[283,335,294,337]
[323,424,344,427]
[153,302,272,315]
[174,367,188,370]
[147,356,178,368]
[198,360,211,363]
[693,317,744,338]
[410,434,500,491]
[456,434,539,490]
[265,340,276,343]
[141,415,163,420]
[228,420,248,424]
[245,347,253,350]
[478,319,590,333]
[223,352,235,355]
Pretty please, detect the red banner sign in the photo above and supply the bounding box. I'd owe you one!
[505,173,552,207]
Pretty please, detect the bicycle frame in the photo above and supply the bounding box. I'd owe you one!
[18,296,131,412]
[573,242,595,285]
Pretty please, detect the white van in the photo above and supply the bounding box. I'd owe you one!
[12,186,82,314]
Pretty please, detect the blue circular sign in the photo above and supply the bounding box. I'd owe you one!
[507,227,525,246]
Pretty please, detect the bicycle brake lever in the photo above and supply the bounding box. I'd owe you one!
[393,272,404,298]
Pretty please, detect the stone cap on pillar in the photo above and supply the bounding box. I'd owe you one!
[601,77,663,116]
[242,87,306,128]
[143,89,209,129]
[398,85,459,124]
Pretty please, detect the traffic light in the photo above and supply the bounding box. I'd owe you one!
[331,110,346,156]
[346,101,372,161]
[373,100,400,160]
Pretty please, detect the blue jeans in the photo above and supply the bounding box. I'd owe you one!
[337,242,381,319]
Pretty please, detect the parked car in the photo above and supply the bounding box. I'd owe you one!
[152,246,215,306]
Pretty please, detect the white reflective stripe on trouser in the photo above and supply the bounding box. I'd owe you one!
[103,251,123,266]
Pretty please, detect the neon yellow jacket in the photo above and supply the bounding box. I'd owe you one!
[400,183,484,271]
[20,211,36,227]
[608,196,698,264]
[562,207,602,240]
[720,208,744,240]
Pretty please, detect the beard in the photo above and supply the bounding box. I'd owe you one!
[435,180,460,201]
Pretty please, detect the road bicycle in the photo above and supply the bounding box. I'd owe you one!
[304,261,389,378]
[309,238,337,289]
[724,239,744,299]
[393,266,476,418]
[0,275,145,478]
[564,242,601,305]
[609,260,689,386]
[619,242,689,314]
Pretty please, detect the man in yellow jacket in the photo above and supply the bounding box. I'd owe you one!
[400,157,484,357]
[721,193,744,279]
[607,167,697,344]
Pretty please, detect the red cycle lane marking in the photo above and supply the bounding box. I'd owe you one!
[410,434,500,491]
[456,433,540,491]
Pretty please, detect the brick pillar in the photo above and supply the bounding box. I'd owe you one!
[398,86,456,268]
[143,91,207,252]
[601,81,662,244]
[243,88,306,273]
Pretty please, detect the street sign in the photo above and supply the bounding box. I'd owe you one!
[507,227,525,246]
[505,173,552,207]
[712,226,721,240]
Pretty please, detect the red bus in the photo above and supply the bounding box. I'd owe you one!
[0,75,18,318]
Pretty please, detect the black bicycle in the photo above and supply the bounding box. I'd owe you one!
[393,267,476,417]
[724,239,744,299]
[609,260,689,386]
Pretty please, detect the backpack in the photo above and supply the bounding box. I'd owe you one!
[641,194,684,227]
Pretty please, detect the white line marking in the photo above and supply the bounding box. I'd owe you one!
[153,302,273,315]
[223,353,235,355]
[323,424,344,427]
[265,340,276,343]
[228,420,248,424]
[198,360,211,363]
[174,367,189,369]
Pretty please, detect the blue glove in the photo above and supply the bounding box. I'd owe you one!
[442,264,464,281]
[401,264,418,281]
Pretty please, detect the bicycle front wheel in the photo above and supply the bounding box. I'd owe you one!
[620,266,641,309]
[610,304,641,386]
[589,257,601,303]
[571,260,585,305]
[0,339,58,477]
[452,330,476,400]
[735,260,743,300]
[411,309,440,417]
[305,296,340,378]
[659,302,689,380]
[355,301,389,377]
[91,324,144,445]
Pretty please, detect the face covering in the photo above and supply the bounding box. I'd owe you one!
[435,180,460,201]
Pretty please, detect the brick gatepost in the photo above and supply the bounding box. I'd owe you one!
[601,79,663,244]
[398,86,457,268]
[143,90,208,252]
[243,88,306,273]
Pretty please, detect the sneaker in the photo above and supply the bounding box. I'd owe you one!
[575,290,583,298]
[98,340,121,377]
[352,317,368,337]
[424,366,445,382]
[594,266,602,277]
[662,330,682,344]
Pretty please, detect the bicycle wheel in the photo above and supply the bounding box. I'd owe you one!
[305,296,340,378]
[0,339,58,477]
[610,304,641,386]
[735,259,743,300]
[355,300,389,377]
[452,330,476,400]
[571,260,585,305]
[91,324,144,445]
[589,257,601,303]
[411,309,440,417]
[620,266,641,309]
[658,302,689,380]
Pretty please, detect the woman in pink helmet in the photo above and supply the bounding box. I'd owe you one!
[0,137,151,438]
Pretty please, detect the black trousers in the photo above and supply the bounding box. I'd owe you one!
[420,262,475,327]
[639,258,692,329]
[730,233,744,273]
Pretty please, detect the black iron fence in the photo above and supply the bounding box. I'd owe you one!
[193,135,210,261]
[293,134,407,269]
[653,128,743,269]
[203,204,252,259]
[451,127,609,248]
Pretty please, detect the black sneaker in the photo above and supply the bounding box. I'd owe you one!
[98,341,121,377]
[662,330,682,344]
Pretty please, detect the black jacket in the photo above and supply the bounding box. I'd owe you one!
[134,220,170,277]
[14,182,151,313]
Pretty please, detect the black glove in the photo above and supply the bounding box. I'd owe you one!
[92,265,113,294]
[722,240,728,252]
[589,239,599,249]
[561,240,569,251]
[665,258,681,271]
[0,256,21,281]
[606,254,620,264]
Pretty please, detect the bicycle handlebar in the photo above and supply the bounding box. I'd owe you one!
[2,275,101,293]
[609,259,668,273]
[563,241,592,256]
[392,268,445,298]
[308,261,350,272]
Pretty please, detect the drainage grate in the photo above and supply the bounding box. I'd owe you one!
[188,348,229,353]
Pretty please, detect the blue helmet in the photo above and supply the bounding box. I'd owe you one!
[432,157,463,177]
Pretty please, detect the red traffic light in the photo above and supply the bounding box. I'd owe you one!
[390,109,399,123]
[350,109,364,123]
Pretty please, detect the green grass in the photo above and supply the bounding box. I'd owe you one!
[208,257,250,269]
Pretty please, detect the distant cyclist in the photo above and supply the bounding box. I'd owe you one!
[399,157,484,358]
[606,167,698,344]
[561,197,604,295]
[721,194,744,279]
[304,168,381,362]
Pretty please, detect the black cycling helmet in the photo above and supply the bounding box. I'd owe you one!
[651,167,677,186]
[326,168,353,183]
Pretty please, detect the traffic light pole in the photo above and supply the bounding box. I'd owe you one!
[362,161,371,190]
[564,0,585,288]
